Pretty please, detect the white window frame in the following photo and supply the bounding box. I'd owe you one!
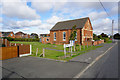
[63,32,66,41]
[75,32,77,41]
[54,32,56,41]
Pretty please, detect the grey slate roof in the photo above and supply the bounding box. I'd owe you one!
[1,32,11,37]
[50,17,89,31]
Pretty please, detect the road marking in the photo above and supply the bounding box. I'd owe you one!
[73,42,117,78]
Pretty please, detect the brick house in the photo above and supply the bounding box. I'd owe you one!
[40,34,50,43]
[15,31,30,38]
[49,17,93,45]
[0,32,15,38]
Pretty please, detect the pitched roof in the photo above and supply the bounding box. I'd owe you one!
[15,31,25,35]
[1,32,13,37]
[50,17,89,31]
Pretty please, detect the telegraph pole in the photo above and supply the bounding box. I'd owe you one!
[112,20,114,42]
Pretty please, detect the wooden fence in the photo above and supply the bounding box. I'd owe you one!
[0,46,18,60]
[10,43,30,55]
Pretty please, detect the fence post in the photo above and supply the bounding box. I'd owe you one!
[64,44,66,58]
[17,46,19,57]
[10,43,11,46]
[30,44,32,55]
[71,46,72,56]
[79,44,81,51]
[69,47,70,52]
[74,44,75,52]
[36,48,38,56]
[87,41,88,48]
[43,48,45,57]
[64,47,66,58]
[84,43,85,49]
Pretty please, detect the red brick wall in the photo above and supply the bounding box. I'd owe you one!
[92,40,104,46]
[50,29,82,45]
[41,37,50,44]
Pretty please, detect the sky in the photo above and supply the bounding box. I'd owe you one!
[0,0,119,36]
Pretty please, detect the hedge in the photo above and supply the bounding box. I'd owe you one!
[2,37,40,42]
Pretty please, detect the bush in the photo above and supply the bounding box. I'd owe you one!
[104,38,109,42]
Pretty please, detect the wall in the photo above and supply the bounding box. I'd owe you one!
[41,37,50,44]
[92,40,104,46]
[50,29,82,45]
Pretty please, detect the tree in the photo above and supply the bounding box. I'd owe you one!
[31,33,38,39]
[100,33,108,38]
[114,33,120,39]
[93,33,99,41]
[98,35,102,39]
[69,25,77,40]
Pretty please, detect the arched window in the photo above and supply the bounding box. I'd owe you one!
[75,32,77,41]
[54,32,56,41]
[63,32,66,41]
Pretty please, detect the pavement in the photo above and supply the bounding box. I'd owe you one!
[70,43,115,64]
[1,42,117,79]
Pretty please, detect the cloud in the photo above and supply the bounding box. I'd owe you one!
[0,17,2,23]
[31,0,68,12]
[88,11,107,21]
[46,16,63,24]
[2,0,40,20]
[92,18,113,35]
[3,19,42,29]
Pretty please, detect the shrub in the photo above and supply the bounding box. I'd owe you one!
[104,38,109,42]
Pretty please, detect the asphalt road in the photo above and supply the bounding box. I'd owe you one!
[80,41,119,78]
[1,41,119,79]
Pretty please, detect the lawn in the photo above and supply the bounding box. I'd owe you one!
[10,41,102,61]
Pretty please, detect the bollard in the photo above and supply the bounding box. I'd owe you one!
[43,48,45,57]
[71,46,72,56]
[74,44,75,52]
[64,47,66,58]
[36,48,38,56]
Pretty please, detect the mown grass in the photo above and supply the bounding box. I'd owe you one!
[10,41,102,61]
[105,40,112,43]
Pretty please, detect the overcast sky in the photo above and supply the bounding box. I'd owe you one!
[0,0,119,35]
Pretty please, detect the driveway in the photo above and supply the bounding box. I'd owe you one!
[2,56,88,78]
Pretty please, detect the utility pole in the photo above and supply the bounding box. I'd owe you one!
[112,20,114,42]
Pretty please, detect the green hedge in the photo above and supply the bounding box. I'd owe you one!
[2,37,40,42]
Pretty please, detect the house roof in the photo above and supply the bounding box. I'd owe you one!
[15,31,25,35]
[1,32,13,37]
[50,17,89,31]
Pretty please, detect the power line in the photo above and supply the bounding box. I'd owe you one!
[99,0,112,19]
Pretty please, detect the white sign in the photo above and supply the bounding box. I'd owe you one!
[70,40,74,46]
[64,44,71,48]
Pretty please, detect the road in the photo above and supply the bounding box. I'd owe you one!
[80,41,119,78]
[1,41,119,79]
